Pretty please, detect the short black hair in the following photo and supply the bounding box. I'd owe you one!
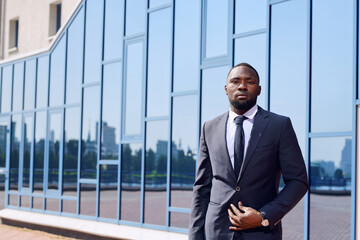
[227,62,260,83]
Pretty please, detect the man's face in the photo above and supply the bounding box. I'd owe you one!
[225,66,261,113]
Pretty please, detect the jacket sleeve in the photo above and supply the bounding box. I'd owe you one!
[189,123,213,240]
[259,117,309,230]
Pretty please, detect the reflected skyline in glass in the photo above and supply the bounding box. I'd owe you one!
[145,120,168,226]
[48,112,62,190]
[121,143,142,222]
[81,86,99,179]
[101,62,121,160]
[23,115,33,189]
[34,111,46,193]
[171,95,197,209]
[310,137,351,239]
[63,107,80,196]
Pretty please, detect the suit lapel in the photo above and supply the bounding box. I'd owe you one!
[238,107,269,182]
[217,112,237,183]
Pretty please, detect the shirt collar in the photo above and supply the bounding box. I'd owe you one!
[229,104,258,123]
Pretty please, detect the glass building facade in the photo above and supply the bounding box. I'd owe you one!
[0,0,358,239]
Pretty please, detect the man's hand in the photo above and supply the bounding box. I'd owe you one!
[228,201,262,231]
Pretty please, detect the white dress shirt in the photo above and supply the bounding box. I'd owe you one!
[226,104,258,169]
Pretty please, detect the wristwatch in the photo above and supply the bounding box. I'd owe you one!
[260,211,269,227]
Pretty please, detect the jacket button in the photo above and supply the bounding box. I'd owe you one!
[236,187,240,191]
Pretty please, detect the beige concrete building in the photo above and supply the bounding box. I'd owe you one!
[0,0,80,61]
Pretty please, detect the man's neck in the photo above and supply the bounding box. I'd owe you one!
[230,104,256,116]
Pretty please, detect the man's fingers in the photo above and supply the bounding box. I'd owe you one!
[238,201,246,212]
[228,208,236,218]
[228,216,241,227]
[229,226,243,231]
[230,204,242,216]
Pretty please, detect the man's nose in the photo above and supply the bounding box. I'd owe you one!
[238,81,247,90]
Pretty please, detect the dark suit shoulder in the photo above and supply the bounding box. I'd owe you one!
[259,107,290,123]
[203,112,228,128]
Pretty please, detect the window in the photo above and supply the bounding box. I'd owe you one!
[9,18,19,49]
[49,2,62,37]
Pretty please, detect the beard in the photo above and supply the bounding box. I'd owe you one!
[230,98,257,112]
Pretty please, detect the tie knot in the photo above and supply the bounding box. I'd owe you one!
[234,116,246,125]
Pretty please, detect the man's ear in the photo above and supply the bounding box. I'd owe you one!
[257,85,261,96]
[225,84,228,95]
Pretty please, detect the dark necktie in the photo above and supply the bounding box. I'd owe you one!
[234,116,246,179]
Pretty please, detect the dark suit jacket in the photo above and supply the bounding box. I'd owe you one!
[189,107,308,240]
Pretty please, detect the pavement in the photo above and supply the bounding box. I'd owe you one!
[0,223,79,240]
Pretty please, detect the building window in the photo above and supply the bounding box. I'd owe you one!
[9,18,18,49]
[49,2,62,37]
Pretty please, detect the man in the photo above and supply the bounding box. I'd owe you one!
[189,63,308,240]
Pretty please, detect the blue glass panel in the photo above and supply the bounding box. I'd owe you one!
[10,114,21,190]
[201,66,230,124]
[20,195,30,208]
[84,0,103,84]
[205,0,229,58]
[1,66,12,113]
[24,59,36,110]
[9,194,18,206]
[170,212,190,229]
[101,62,121,160]
[310,137,351,238]
[171,95,197,208]
[80,183,96,216]
[66,8,84,104]
[104,0,124,60]
[62,200,76,214]
[12,62,24,111]
[121,143,142,222]
[20,196,30,208]
[147,9,171,117]
[173,0,200,92]
[270,0,307,153]
[48,112,62,190]
[23,115,33,189]
[0,175,3,209]
[46,198,59,212]
[81,86,99,179]
[311,0,352,132]
[63,107,80,196]
[49,36,66,106]
[235,0,266,34]
[145,120,168,225]
[270,2,307,237]
[150,0,170,8]
[33,197,43,210]
[0,120,7,168]
[124,41,143,136]
[34,111,46,193]
[234,34,266,108]
[36,56,49,108]
[99,164,118,219]
[125,0,146,36]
